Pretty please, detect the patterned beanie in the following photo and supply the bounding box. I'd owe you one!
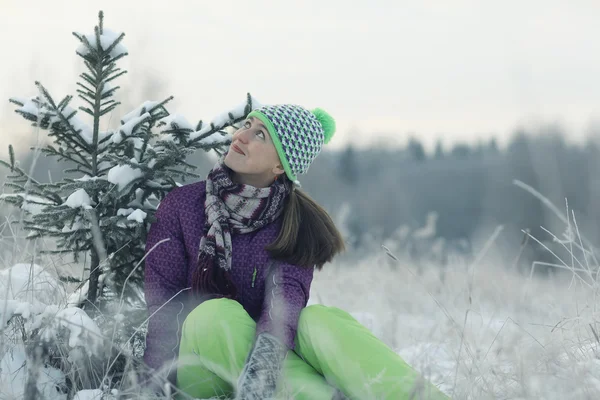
[247,104,336,187]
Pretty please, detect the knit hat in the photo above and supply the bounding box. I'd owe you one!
[247,105,336,187]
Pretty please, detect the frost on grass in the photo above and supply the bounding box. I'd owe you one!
[0,263,66,306]
[0,344,67,399]
[311,248,600,400]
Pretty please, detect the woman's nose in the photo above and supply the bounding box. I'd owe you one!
[234,128,251,143]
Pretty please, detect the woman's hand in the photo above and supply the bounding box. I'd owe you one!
[235,332,287,400]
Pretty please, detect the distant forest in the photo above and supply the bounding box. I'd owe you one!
[2,126,599,275]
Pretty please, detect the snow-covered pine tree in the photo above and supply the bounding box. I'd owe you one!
[0,11,260,313]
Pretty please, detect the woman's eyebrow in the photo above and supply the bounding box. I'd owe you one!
[249,117,267,131]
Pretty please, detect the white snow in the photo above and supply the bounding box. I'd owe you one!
[213,95,262,126]
[0,263,66,307]
[40,307,103,352]
[113,112,150,143]
[121,101,160,124]
[159,114,194,131]
[412,211,438,239]
[107,164,143,191]
[309,250,600,400]
[0,344,67,399]
[17,97,41,116]
[74,175,105,182]
[47,106,94,145]
[97,161,112,171]
[117,208,134,217]
[73,389,103,400]
[65,188,95,209]
[62,220,85,233]
[75,28,127,59]
[189,96,262,141]
[126,209,147,223]
[101,82,113,95]
[189,124,212,141]
[197,131,229,146]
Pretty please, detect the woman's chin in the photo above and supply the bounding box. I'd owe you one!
[224,155,242,172]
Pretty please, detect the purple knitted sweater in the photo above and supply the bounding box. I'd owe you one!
[143,181,314,373]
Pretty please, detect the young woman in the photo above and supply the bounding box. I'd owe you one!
[143,104,449,399]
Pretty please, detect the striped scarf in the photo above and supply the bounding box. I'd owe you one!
[192,157,291,298]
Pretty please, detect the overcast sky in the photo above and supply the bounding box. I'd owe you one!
[2,0,600,156]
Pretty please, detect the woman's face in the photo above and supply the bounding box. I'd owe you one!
[224,117,285,187]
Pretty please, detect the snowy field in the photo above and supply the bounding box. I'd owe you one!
[1,242,600,399]
[311,251,600,400]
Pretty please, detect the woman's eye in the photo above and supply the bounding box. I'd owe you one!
[257,130,265,139]
[244,121,251,128]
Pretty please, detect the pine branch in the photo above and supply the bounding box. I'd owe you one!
[103,32,126,58]
[105,70,127,84]
[100,87,119,100]
[76,92,95,107]
[47,130,93,169]
[99,102,119,116]
[8,144,15,172]
[36,82,92,153]
[106,53,128,67]
[57,95,72,110]
[80,73,96,87]
[100,99,116,108]
[41,145,92,171]
[78,107,95,117]
[0,159,42,186]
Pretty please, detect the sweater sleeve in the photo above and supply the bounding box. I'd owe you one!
[143,189,191,379]
[256,261,314,349]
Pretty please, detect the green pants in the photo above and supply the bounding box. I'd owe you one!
[176,299,449,400]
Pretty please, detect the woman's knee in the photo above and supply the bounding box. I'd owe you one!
[182,298,248,338]
[299,304,330,326]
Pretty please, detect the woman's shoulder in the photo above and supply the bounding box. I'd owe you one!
[162,180,206,205]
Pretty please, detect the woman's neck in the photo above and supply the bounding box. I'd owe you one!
[230,171,273,188]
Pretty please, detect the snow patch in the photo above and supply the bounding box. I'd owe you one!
[0,263,66,306]
[62,220,85,233]
[121,101,160,124]
[40,307,103,352]
[73,389,103,400]
[0,344,67,399]
[126,209,147,223]
[75,28,127,59]
[113,112,150,143]
[198,131,229,146]
[65,189,95,209]
[107,164,143,191]
[159,114,194,131]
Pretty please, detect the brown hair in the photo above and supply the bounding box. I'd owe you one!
[265,186,346,269]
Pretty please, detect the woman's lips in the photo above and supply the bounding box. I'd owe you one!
[232,144,245,155]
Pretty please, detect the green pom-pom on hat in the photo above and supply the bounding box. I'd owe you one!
[311,108,336,144]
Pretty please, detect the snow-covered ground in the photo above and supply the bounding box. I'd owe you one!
[311,252,600,400]
[2,249,600,399]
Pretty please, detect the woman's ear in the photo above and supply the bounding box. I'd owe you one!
[272,164,285,176]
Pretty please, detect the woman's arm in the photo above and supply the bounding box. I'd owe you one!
[143,189,191,384]
[256,261,315,349]
[235,262,314,399]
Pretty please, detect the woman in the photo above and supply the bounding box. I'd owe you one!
[143,104,449,399]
